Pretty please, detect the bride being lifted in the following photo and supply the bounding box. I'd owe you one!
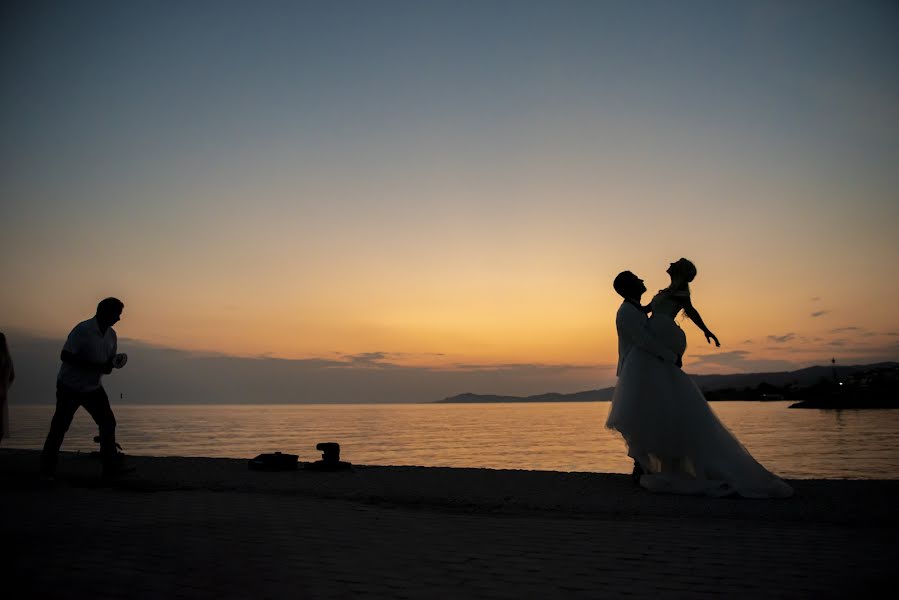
[606,258,793,498]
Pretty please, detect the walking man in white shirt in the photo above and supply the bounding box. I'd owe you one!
[40,297,130,479]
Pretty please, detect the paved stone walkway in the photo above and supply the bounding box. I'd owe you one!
[2,450,894,599]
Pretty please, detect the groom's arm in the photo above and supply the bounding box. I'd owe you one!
[617,305,678,365]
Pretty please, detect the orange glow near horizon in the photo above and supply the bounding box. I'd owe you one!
[2,2,897,390]
[7,247,895,381]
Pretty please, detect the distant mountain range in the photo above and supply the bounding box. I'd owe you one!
[437,362,899,403]
[439,390,613,403]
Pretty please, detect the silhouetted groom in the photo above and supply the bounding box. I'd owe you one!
[612,271,679,482]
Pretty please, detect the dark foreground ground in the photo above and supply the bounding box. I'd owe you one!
[1,449,896,599]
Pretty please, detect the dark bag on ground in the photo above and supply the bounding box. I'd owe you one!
[248,451,298,471]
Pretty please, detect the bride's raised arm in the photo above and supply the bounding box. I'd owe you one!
[682,297,720,347]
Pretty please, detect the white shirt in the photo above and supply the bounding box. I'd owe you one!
[57,317,118,392]
[616,301,677,376]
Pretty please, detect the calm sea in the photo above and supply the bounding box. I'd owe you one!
[7,402,899,479]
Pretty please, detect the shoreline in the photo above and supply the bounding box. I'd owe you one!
[3,448,896,525]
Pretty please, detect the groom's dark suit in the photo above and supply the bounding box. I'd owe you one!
[616,300,678,376]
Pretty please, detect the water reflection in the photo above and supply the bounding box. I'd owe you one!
[6,402,898,479]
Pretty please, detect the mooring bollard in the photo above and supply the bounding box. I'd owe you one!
[306,441,352,471]
[317,442,341,464]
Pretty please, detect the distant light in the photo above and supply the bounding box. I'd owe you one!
[839,382,844,386]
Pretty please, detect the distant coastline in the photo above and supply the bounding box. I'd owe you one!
[437,362,899,403]
[437,390,614,404]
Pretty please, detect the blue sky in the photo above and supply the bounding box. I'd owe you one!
[2,1,897,398]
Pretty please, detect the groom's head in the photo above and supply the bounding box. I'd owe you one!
[613,271,646,302]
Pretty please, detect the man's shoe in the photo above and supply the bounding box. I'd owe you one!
[631,461,644,485]
[39,463,56,481]
[102,464,136,479]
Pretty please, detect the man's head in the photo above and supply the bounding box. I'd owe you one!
[613,271,646,302]
[96,297,124,329]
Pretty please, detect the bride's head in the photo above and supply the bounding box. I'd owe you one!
[666,258,696,288]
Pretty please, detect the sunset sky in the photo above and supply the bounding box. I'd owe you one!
[2,1,897,398]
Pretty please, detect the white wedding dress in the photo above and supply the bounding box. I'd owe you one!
[606,289,793,498]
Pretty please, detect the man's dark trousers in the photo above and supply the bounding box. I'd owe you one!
[40,382,118,475]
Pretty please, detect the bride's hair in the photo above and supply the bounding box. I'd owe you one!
[680,258,697,283]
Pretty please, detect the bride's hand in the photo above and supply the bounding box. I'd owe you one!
[706,331,720,347]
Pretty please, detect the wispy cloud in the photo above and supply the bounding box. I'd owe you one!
[811,310,830,318]
[345,352,391,367]
[689,350,795,373]
[693,349,750,361]
[6,331,612,404]
[451,362,597,374]
[767,333,796,343]
[831,326,862,333]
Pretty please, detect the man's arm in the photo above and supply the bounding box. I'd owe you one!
[618,305,678,365]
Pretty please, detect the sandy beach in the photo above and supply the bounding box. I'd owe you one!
[2,448,895,598]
